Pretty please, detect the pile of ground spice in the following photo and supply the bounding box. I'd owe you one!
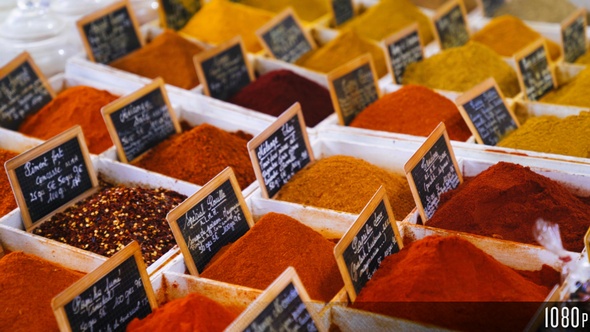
[228,69,334,127]
[239,0,329,22]
[541,66,590,108]
[353,235,557,332]
[411,0,478,12]
[427,162,590,252]
[109,30,204,89]
[0,148,19,216]
[201,212,343,302]
[493,0,578,23]
[33,182,186,265]
[132,123,255,189]
[126,293,237,332]
[18,86,119,154]
[403,42,521,97]
[0,251,85,332]
[349,85,471,141]
[275,155,415,218]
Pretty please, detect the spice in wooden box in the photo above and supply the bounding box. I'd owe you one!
[540,66,590,108]
[0,252,85,332]
[109,30,205,90]
[0,148,19,216]
[18,86,119,154]
[239,0,329,22]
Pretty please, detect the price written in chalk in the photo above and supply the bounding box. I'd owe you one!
[561,8,587,63]
[515,40,556,101]
[384,24,424,84]
[158,0,201,30]
[433,0,469,50]
[331,0,355,26]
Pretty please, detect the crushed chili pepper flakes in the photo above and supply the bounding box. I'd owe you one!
[32,183,186,265]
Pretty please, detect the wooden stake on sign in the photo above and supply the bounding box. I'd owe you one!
[167,167,254,276]
[560,8,588,63]
[333,187,403,302]
[456,77,520,145]
[404,123,463,224]
[327,54,381,126]
[248,103,314,199]
[382,23,424,85]
[514,38,558,101]
[52,241,157,332]
[431,0,470,50]
[101,77,181,163]
[5,126,99,230]
[225,267,326,332]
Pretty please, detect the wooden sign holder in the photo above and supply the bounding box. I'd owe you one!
[431,0,470,50]
[560,8,588,63]
[514,38,558,101]
[382,23,424,85]
[0,51,56,99]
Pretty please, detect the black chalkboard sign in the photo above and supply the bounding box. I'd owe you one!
[433,0,469,50]
[561,9,587,63]
[158,0,201,30]
[77,1,143,64]
[334,187,402,301]
[457,78,519,146]
[328,54,380,126]
[384,23,424,85]
[257,8,317,63]
[52,242,157,332]
[482,0,505,17]
[515,40,556,101]
[331,0,355,27]
[194,38,255,101]
[5,126,98,230]
[0,52,54,130]
[404,123,462,223]
[168,167,253,275]
[248,103,313,199]
[102,78,181,163]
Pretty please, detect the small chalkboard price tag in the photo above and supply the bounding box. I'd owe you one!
[331,0,355,27]
[248,103,314,199]
[480,0,505,17]
[158,0,201,31]
[52,241,157,332]
[327,54,381,126]
[456,77,520,146]
[514,39,557,101]
[561,8,587,63]
[432,0,470,50]
[383,23,424,85]
[333,187,402,302]
[77,0,144,64]
[256,8,317,63]
[0,52,55,130]
[226,267,326,332]
[404,123,463,223]
[102,78,181,163]
[167,167,254,276]
[5,126,98,230]
[194,37,255,101]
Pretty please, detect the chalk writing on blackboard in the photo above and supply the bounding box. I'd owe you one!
[331,0,355,26]
[383,23,424,84]
[561,8,587,63]
[433,0,469,50]
[515,40,556,101]
[158,0,201,30]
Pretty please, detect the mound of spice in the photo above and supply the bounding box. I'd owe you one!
[228,69,334,127]
[109,30,204,89]
[180,0,274,53]
[296,30,389,78]
[275,155,415,218]
[353,235,557,332]
[32,183,186,265]
[132,123,255,189]
[0,251,85,332]
[493,0,578,23]
[239,0,329,22]
[541,66,590,108]
[411,0,478,12]
[498,112,590,158]
[0,148,19,216]
[427,162,590,252]
[349,85,471,141]
[403,42,521,97]
[201,212,343,302]
[126,293,238,332]
[472,15,562,62]
[18,86,119,154]
[339,0,434,45]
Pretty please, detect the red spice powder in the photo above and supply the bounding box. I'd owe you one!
[427,162,590,252]
[350,85,472,141]
[228,69,335,127]
[0,148,19,216]
[353,235,556,332]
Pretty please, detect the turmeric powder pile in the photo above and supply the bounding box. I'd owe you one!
[541,66,590,108]
[492,0,578,23]
[239,0,330,22]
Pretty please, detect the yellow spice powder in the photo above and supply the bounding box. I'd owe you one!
[239,0,330,22]
[541,66,590,108]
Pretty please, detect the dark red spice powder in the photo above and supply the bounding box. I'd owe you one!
[0,148,19,216]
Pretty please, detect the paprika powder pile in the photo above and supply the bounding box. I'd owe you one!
[228,69,335,127]
[132,123,255,189]
[427,162,590,252]
[275,156,415,219]
[0,251,85,332]
[109,30,204,90]
[349,85,472,141]
[0,148,19,216]
[126,293,238,332]
[18,86,119,154]
[353,235,557,332]
[201,212,344,302]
